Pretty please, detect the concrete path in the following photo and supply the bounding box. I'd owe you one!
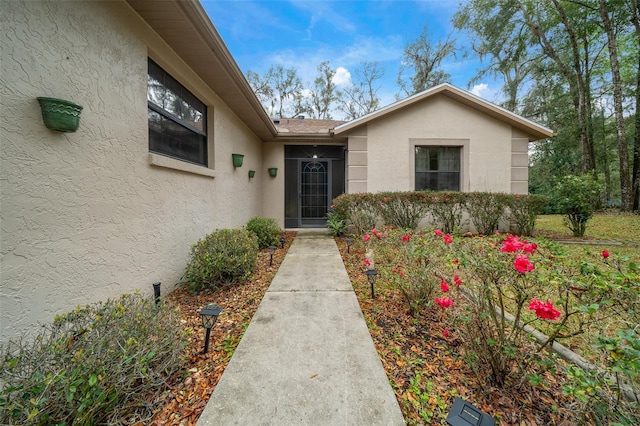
[197,229,405,425]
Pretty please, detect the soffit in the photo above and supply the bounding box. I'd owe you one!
[125,0,277,140]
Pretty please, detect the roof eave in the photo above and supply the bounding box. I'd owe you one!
[125,0,277,140]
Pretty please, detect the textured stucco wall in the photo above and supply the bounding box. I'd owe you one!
[346,94,517,194]
[0,1,264,343]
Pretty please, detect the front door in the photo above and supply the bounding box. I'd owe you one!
[284,145,345,229]
[300,160,330,227]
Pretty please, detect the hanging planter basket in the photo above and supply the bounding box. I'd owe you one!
[37,97,83,132]
[232,153,244,168]
[248,170,256,179]
[268,167,278,177]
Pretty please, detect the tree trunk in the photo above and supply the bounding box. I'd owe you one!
[630,0,640,211]
[599,0,632,210]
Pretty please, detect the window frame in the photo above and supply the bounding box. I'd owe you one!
[147,58,209,167]
[409,139,469,192]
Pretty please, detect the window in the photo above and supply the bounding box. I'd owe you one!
[147,59,208,166]
[415,146,460,191]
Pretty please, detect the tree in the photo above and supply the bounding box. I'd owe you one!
[246,65,305,118]
[309,61,339,120]
[397,26,456,98]
[453,0,540,113]
[337,61,383,120]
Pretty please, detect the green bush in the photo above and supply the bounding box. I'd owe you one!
[552,174,603,237]
[465,192,507,235]
[183,228,258,292]
[0,293,188,425]
[506,194,549,236]
[245,217,281,248]
[428,192,466,234]
[326,208,346,236]
[375,192,430,230]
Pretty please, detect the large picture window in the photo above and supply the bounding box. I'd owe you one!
[415,146,461,191]
[147,59,208,166]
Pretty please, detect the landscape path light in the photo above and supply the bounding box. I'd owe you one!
[279,237,285,249]
[345,237,353,253]
[365,269,378,299]
[152,282,161,305]
[199,303,222,354]
[446,397,495,426]
[268,245,277,266]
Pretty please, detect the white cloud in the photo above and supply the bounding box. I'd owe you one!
[471,83,490,98]
[332,67,352,88]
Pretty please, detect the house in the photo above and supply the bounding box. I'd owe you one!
[0,0,553,343]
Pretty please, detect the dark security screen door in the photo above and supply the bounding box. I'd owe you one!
[300,160,329,227]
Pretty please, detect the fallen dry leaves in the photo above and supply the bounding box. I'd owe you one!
[151,231,580,425]
[336,237,579,426]
[149,231,296,425]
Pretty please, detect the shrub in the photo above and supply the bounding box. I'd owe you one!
[551,174,603,237]
[506,194,549,236]
[246,217,281,248]
[183,228,258,292]
[326,208,346,236]
[465,192,507,235]
[428,192,466,234]
[375,192,430,230]
[0,293,188,425]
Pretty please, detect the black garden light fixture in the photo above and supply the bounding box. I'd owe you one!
[446,397,495,426]
[279,237,285,249]
[268,245,277,266]
[345,237,353,253]
[365,269,378,299]
[152,282,161,305]
[199,303,222,354]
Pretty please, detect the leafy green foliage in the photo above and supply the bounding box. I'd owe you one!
[426,192,466,234]
[465,192,507,235]
[326,208,347,236]
[507,194,549,236]
[551,174,604,237]
[183,229,258,292]
[375,192,430,230]
[245,217,281,248]
[0,293,188,425]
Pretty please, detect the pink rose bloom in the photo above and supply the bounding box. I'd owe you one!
[514,254,534,273]
[529,298,561,320]
[440,278,450,293]
[401,233,411,242]
[602,250,610,259]
[435,297,454,308]
[434,229,443,236]
[442,329,450,338]
[453,275,462,287]
[443,234,453,244]
[363,234,371,242]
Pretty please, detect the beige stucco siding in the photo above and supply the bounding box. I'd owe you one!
[346,94,516,194]
[0,1,264,342]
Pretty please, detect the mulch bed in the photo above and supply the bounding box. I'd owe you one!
[335,237,579,426]
[149,231,296,425]
[151,230,581,425]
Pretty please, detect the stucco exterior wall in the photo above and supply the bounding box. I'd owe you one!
[346,94,517,194]
[0,1,264,342]
[262,143,286,228]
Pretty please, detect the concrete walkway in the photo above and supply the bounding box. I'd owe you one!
[197,229,405,425]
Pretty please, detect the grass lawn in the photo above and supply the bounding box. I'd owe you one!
[534,213,640,261]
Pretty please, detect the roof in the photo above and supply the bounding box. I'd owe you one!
[125,0,277,141]
[274,118,346,133]
[334,83,555,141]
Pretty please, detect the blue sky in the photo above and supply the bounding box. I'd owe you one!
[201,0,501,114]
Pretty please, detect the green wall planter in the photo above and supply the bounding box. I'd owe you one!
[37,97,83,132]
[248,170,256,179]
[232,153,244,167]
[268,167,278,177]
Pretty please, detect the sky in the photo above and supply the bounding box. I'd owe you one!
[201,0,502,116]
